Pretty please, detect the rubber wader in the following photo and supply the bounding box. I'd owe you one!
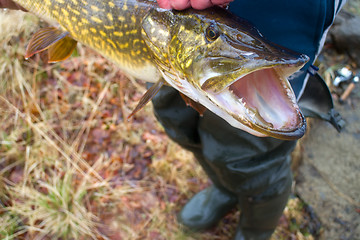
[151,86,295,239]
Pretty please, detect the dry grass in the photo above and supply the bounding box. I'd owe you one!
[0,10,319,240]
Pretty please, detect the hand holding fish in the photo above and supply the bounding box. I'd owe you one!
[157,0,233,10]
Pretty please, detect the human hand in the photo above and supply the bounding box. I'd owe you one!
[0,0,26,10]
[157,0,233,10]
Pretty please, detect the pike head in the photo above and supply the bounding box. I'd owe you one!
[142,7,309,140]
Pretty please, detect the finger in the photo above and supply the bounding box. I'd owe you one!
[190,0,213,10]
[168,0,191,10]
[211,0,233,5]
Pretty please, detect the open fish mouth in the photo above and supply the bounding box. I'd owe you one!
[207,63,307,140]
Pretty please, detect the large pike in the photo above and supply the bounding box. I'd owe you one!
[11,0,309,140]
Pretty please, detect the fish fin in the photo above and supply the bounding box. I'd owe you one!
[128,79,165,119]
[25,27,70,59]
[180,93,207,116]
[48,36,77,63]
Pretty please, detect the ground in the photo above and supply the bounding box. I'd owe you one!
[0,2,359,240]
[293,2,360,238]
[296,100,360,240]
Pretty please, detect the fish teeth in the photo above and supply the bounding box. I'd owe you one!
[281,78,298,106]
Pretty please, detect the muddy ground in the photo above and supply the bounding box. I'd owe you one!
[294,2,360,239]
[295,96,360,240]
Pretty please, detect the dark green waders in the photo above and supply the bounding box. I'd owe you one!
[151,86,295,240]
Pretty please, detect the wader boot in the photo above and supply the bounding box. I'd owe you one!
[151,86,296,239]
[150,85,238,230]
[234,177,292,240]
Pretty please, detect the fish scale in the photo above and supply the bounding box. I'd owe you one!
[14,0,162,82]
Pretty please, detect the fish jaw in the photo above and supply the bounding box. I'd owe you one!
[189,38,310,139]
[161,62,307,140]
[208,65,307,139]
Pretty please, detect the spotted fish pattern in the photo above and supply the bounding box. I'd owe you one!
[15,0,161,82]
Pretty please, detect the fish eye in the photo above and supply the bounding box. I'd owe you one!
[206,25,220,41]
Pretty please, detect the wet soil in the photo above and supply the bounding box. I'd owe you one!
[295,96,360,239]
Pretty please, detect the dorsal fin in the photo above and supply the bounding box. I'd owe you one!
[180,93,207,116]
[26,27,77,62]
[128,79,165,119]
